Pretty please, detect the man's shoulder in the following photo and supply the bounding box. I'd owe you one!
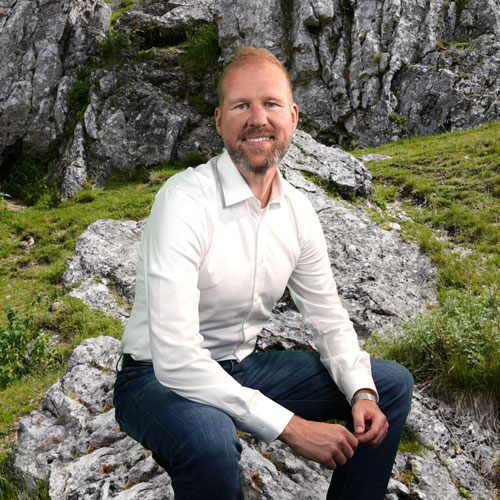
[281,176,316,213]
[157,156,219,199]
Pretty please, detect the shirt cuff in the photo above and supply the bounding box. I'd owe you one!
[235,393,294,443]
[341,368,379,406]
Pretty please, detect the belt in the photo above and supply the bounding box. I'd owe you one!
[121,353,154,368]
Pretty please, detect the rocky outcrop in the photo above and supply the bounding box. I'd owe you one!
[61,66,191,198]
[216,0,500,147]
[0,0,110,167]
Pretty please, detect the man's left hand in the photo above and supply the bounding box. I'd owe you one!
[352,397,388,447]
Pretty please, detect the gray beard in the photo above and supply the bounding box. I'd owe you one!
[225,138,290,174]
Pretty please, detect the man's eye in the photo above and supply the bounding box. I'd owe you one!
[265,102,278,108]
[236,103,248,110]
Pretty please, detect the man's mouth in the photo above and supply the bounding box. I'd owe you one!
[246,137,270,143]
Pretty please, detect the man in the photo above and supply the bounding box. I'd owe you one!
[114,47,413,499]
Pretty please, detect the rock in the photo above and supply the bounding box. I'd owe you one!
[63,219,146,322]
[284,130,372,198]
[0,0,110,167]
[81,67,190,182]
[116,0,216,45]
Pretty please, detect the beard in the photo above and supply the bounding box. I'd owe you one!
[224,129,291,174]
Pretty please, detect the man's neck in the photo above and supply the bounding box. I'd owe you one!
[236,165,278,208]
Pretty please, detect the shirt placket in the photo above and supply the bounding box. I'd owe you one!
[237,199,267,358]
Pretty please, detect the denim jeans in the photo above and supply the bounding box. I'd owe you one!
[113,351,413,499]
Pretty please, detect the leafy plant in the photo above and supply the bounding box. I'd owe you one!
[0,309,53,388]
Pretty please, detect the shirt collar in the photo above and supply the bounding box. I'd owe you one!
[217,149,287,208]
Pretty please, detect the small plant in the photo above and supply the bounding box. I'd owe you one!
[98,29,141,62]
[181,23,220,77]
[0,308,53,388]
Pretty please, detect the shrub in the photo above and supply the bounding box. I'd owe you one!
[0,308,53,388]
[0,156,58,206]
[367,287,500,405]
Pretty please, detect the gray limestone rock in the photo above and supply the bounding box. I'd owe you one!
[0,0,110,166]
[63,219,146,321]
[81,67,190,182]
[216,0,500,147]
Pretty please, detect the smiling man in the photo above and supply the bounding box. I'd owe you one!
[114,47,413,499]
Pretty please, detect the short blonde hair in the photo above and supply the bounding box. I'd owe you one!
[217,47,292,106]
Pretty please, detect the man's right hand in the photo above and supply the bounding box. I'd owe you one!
[278,415,358,469]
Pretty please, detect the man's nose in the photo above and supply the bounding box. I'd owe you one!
[247,104,268,127]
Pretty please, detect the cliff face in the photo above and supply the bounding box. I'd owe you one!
[0,0,110,167]
[216,0,500,146]
[1,0,500,195]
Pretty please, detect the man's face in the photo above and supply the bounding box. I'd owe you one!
[215,61,298,175]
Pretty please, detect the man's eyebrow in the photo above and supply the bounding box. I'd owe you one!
[226,94,287,104]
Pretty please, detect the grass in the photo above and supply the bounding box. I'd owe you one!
[351,122,500,290]
[351,122,500,411]
[0,162,183,469]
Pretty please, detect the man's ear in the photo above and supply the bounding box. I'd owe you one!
[291,103,299,131]
[214,107,222,136]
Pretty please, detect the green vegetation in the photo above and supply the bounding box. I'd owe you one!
[0,308,53,388]
[352,122,500,409]
[367,287,500,401]
[180,23,221,77]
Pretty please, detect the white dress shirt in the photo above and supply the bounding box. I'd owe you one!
[121,150,377,443]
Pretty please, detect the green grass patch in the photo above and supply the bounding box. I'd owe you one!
[398,427,426,456]
[367,286,500,404]
[352,122,500,288]
[353,122,500,408]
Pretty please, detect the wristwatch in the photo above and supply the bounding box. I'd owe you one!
[351,392,378,406]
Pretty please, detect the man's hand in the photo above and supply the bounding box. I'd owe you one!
[279,415,358,469]
[351,394,388,447]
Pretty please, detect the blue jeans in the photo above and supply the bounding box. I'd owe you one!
[113,351,413,499]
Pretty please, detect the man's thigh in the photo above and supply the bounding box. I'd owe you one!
[231,350,353,421]
[113,365,241,466]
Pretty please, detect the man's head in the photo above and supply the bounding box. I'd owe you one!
[215,47,298,175]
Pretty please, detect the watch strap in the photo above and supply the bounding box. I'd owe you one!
[351,392,378,406]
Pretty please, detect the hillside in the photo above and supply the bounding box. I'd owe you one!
[0,123,498,498]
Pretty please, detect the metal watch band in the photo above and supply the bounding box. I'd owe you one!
[351,392,378,406]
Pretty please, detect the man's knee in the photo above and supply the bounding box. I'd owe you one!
[372,358,414,413]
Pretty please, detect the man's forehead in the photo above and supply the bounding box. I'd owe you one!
[221,61,293,98]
